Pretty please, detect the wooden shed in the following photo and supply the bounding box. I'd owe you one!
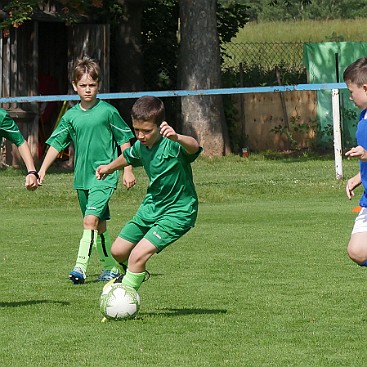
[0,1,110,167]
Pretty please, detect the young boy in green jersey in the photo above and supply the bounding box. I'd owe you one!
[38,56,135,284]
[0,108,39,190]
[96,96,202,292]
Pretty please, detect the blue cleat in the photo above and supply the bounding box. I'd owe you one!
[69,267,86,284]
[97,268,120,282]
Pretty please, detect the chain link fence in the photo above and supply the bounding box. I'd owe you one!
[143,42,307,90]
[222,42,305,70]
[221,41,307,87]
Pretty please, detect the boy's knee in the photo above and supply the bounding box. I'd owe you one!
[347,242,367,264]
[83,215,99,229]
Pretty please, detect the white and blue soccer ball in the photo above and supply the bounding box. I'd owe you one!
[100,283,140,320]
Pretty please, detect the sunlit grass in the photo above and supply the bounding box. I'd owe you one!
[233,19,367,43]
[1,155,366,366]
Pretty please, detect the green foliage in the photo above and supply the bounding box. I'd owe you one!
[217,1,250,43]
[0,0,112,32]
[270,115,318,150]
[1,0,39,34]
[141,0,179,90]
[240,0,367,21]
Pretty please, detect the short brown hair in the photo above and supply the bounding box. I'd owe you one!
[343,57,367,86]
[72,56,101,84]
[131,96,165,125]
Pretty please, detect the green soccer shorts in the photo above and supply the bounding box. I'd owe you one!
[118,216,191,252]
[77,187,115,220]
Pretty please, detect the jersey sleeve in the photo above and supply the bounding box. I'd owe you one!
[0,111,25,147]
[123,142,143,167]
[109,108,134,145]
[167,139,202,163]
[45,116,72,152]
[181,145,203,163]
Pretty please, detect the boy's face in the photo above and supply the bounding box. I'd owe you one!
[72,73,100,104]
[346,80,367,109]
[132,120,161,148]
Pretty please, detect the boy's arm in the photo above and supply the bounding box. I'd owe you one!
[38,146,60,184]
[17,141,38,191]
[96,154,129,180]
[160,121,200,154]
[346,172,362,200]
[120,142,136,189]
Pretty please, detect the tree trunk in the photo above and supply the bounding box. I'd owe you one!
[112,0,144,124]
[178,0,231,156]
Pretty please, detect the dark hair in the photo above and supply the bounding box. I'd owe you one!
[131,96,165,126]
[343,57,367,86]
[72,56,101,84]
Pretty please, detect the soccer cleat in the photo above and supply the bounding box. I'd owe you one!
[69,267,86,284]
[97,268,120,282]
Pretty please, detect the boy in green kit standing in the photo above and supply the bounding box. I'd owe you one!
[39,56,135,284]
[96,96,202,292]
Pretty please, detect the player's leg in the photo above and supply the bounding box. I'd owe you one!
[111,235,136,264]
[69,214,99,284]
[347,207,367,266]
[120,220,191,291]
[84,187,119,281]
[347,232,367,265]
[104,218,150,290]
[96,219,121,281]
[121,238,158,290]
[69,190,98,284]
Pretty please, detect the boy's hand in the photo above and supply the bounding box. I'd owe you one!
[346,174,361,200]
[346,179,356,200]
[122,170,136,190]
[345,146,367,161]
[37,170,45,185]
[160,121,178,141]
[96,165,111,180]
[25,173,39,191]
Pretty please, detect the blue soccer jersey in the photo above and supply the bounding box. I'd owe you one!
[356,110,367,207]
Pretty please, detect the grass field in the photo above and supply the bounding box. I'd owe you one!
[1,154,366,366]
[233,19,367,43]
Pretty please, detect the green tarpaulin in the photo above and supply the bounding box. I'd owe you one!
[303,42,367,147]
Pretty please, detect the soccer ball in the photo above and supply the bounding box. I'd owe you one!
[100,283,140,320]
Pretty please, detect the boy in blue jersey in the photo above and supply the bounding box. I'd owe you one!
[96,96,202,292]
[344,57,367,266]
[38,57,135,284]
[0,108,38,190]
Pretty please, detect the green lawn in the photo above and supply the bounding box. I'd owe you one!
[233,19,367,43]
[0,154,366,366]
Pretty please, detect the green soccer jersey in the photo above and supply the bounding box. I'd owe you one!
[123,136,202,227]
[46,100,134,189]
[0,108,25,146]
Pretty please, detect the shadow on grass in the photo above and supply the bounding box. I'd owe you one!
[0,300,70,307]
[262,149,335,162]
[141,308,227,317]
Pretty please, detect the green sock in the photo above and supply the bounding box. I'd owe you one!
[75,229,97,272]
[122,270,146,291]
[96,230,118,271]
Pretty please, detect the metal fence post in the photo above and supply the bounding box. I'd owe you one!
[332,88,343,180]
